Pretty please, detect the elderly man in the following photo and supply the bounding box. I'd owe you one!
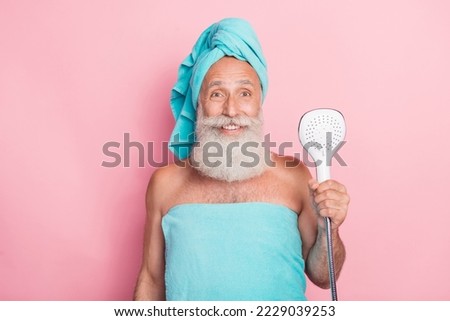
[134,18,349,300]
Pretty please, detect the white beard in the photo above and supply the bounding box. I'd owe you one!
[190,109,268,182]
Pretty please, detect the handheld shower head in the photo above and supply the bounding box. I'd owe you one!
[298,108,347,301]
[298,108,346,183]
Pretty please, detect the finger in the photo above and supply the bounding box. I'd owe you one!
[318,206,347,225]
[316,198,348,211]
[319,206,344,218]
[308,179,319,191]
[318,209,346,230]
[314,189,350,205]
[315,179,347,194]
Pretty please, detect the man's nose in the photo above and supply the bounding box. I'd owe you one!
[222,95,238,117]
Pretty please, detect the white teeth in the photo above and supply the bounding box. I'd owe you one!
[222,124,240,130]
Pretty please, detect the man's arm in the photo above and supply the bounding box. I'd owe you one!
[298,177,350,289]
[134,171,166,300]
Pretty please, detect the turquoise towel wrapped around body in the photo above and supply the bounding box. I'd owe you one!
[162,202,307,300]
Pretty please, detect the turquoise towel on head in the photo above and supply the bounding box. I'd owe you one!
[169,18,268,160]
[162,202,307,301]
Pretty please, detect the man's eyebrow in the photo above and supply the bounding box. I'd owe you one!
[237,79,255,87]
[208,80,223,88]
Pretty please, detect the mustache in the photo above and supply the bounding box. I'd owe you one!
[198,114,262,128]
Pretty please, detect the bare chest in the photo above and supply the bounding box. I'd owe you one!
[171,171,288,206]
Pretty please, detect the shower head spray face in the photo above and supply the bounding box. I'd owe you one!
[298,108,346,183]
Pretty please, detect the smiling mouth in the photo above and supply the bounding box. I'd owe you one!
[219,123,247,135]
[222,124,241,131]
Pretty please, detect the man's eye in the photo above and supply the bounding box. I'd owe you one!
[241,91,251,97]
[211,92,222,98]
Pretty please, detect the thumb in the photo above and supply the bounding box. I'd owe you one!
[308,178,319,191]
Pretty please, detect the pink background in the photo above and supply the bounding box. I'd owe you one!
[1,0,449,300]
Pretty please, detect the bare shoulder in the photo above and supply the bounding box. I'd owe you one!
[264,153,313,213]
[145,161,190,215]
[270,153,312,183]
[147,161,189,190]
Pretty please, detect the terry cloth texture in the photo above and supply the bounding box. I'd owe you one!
[162,202,306,300]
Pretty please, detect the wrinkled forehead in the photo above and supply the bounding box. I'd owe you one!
[201,56,261,89]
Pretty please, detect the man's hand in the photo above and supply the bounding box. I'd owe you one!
[308,179,350,230]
